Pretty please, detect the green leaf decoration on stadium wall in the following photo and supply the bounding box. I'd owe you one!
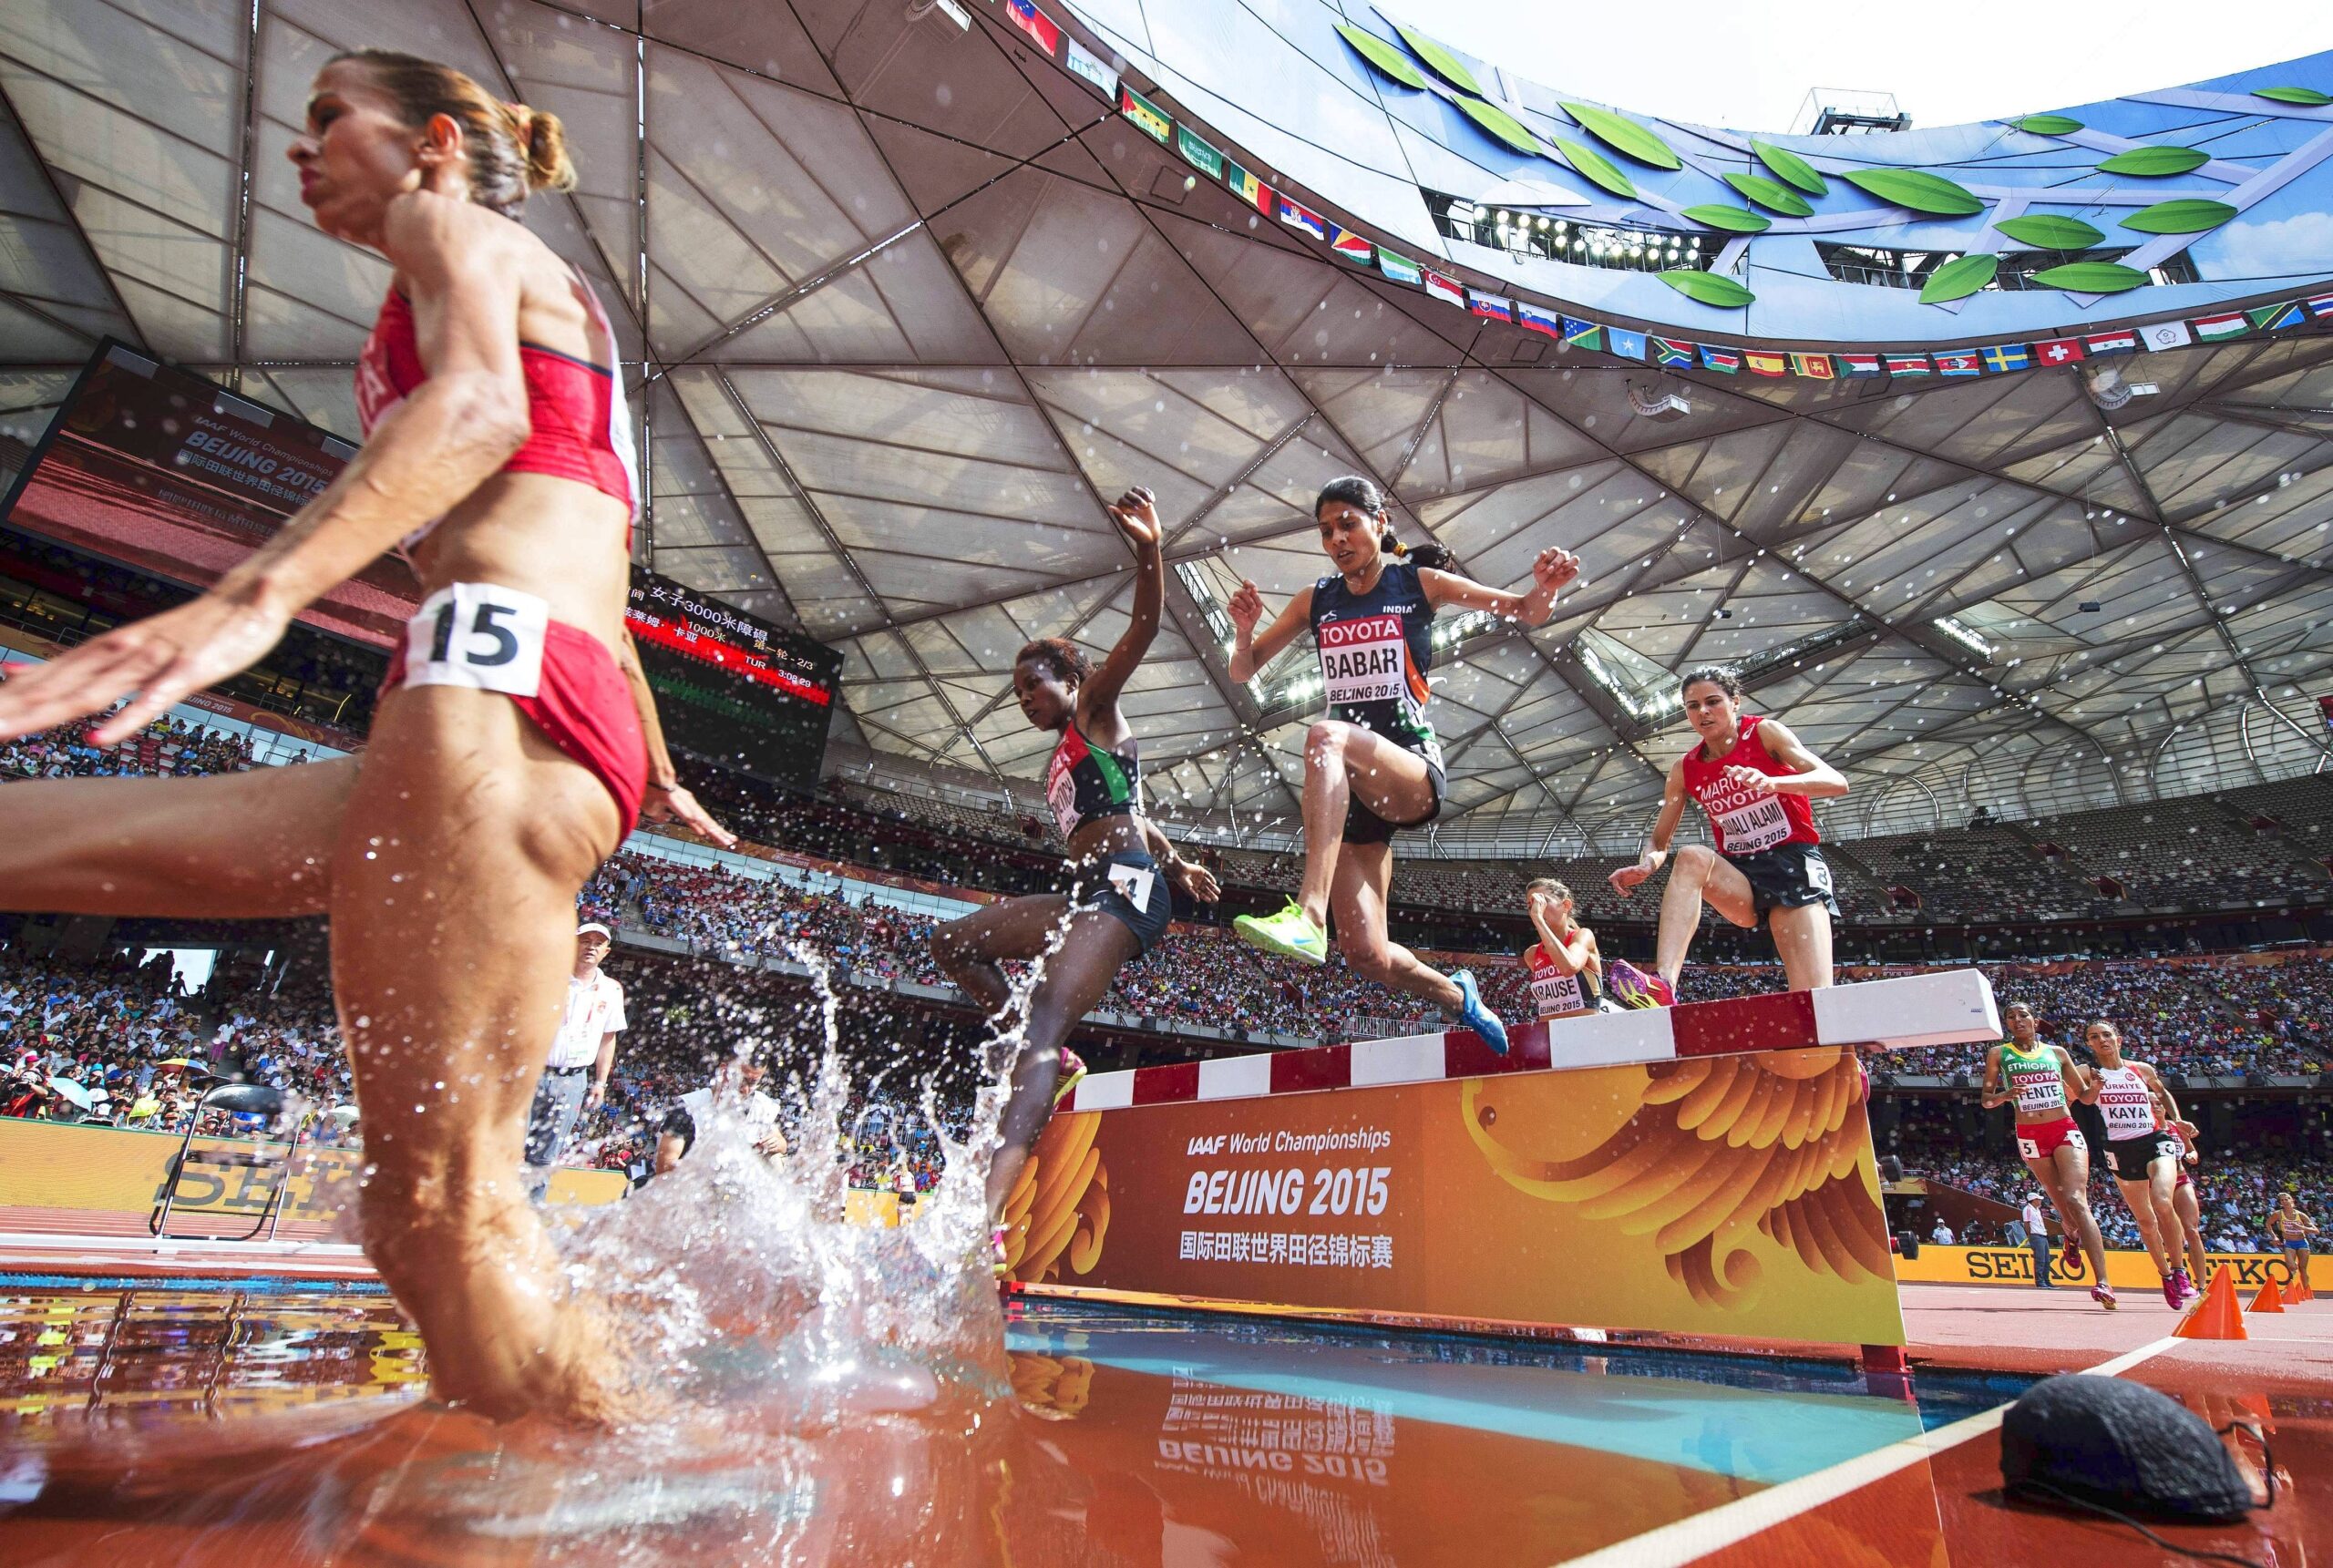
[1334,24,1433,90]
[1385,20,1481,95]
[1995,213,2106,250]
[1553,138,1637,199]
[2255,86,2333,106]
[2030,261,2148,293]
[1751,139,1828,197]
[2120,199,2236,235]
[2096,146,2210,177]
[1455,96,1544,156]
[1840,167,1984,216]
[1918,252,1998,305]
[1658,270,1754,308]
[1557,100,1682,169]
[1680,204,1771,233]
[1724,172,1814,217]
[2011,114,2084,135]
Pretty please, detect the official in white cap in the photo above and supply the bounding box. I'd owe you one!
[522,920,627,1188]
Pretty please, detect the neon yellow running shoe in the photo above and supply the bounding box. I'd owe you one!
[1233,900,1329,967]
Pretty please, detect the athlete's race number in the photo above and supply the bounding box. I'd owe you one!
[1105,861,1156,912]
[403,582,550,698]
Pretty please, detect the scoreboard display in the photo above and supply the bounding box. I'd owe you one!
[623,568,840,792]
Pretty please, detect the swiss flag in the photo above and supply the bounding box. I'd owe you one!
[2035,337,2087,366]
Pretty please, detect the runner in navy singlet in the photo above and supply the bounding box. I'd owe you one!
[1222,477,1578,1055]
[1608,666,1847,1000]
[933,487,1220,1229]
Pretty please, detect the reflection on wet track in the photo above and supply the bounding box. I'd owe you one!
[0,1286,2029,1565]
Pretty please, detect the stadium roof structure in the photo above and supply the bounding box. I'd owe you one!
[0,0,2328,853]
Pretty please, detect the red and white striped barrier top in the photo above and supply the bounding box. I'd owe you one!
[1064,969,1999,1113]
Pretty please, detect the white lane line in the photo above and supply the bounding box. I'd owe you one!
[1556,1336,2186,1568]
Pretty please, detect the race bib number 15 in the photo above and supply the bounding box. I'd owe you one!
[404,582,550,698]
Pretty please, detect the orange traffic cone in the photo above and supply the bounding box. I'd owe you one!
[2251,1276,2285,1314]
[2175,1266,2249,1340]
[2290,1269,2314,1304]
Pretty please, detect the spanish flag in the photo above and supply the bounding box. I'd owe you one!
[1744,351,1786,377]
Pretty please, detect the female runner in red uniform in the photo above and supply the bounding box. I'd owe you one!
[1607,668,1846,1001]
[932,487,1219,1227]
[2088,1019,2195,1308]
[1223,477,1578,1054]
[1519,876,1602,1021]
[1980,1003,2116,1307]
[0,51,725,1421]
[2152,1081,2209,1297]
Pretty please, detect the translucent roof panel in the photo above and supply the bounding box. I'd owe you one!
[0,0,2327,844]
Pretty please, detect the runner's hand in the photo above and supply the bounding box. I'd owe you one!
[1530,546,1580,593]
[1227,579,1263,636]
[1107,486,1161,551]
[0,586,292,745]
[1608,851,1662,894]
[1721,764,1776,795]
[1171,858,1221,902]
[642,781,737,848]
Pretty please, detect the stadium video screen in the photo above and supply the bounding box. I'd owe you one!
[624,567,840,793]
[0,341,417,647]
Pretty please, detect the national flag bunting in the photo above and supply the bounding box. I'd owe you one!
[1935,350,1980,377]
[1699,345,1741,374]
[1223,161,1272,215]
[2308,292,2333,319]
[1790,353,1835,380]
[1119,85,1171,143]
[1423,271,1465,309]
[1516,301,1562,337]
[2248,301,2306,332]
[1838,354,1884,378]
[2084,330,2139,357]
[1064,40,1117,98]
[1607,327,1647,361]
[1175,124,1222,179]
[1469,290,1514,322]
[1377,250,1423,286]
[1981,343,2030,374]
[2035,337,2086,366]
[1745,351,1786,377]
[1327,224,1373,266]
[2193,313,2247,342]
[1886,353,1932,377]
[1006,0,1060,56]
[1275,194,1327,241]
[1560,316,1603,351]
[2141,319,2194,351]
[1651,336,1696,368]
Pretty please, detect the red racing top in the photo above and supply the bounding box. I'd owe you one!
[1680,713,1818,858]
[355,268,639,552]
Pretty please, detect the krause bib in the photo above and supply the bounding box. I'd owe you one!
[1526,944,1587,1016]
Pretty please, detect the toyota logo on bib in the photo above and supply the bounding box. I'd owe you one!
[1319,613,1403,648]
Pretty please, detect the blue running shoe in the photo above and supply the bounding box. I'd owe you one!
[1450,968,1509,1055]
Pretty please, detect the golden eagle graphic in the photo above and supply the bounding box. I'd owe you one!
[1462,1048,1888,1309]
[1001,1111,1111,1284]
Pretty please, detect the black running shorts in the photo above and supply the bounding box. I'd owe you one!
[1345,753,1446,845]
[1725,841,1841,918]
[2103,1130,2178,1179]
[1070,850,1174,958]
